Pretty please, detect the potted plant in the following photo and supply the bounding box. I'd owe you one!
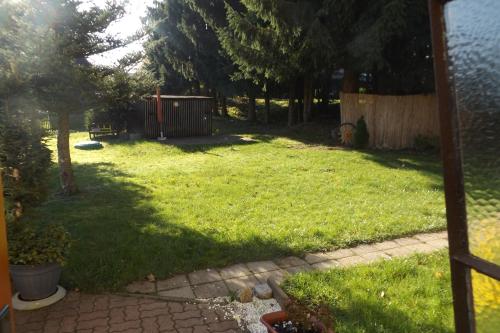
[261,299,335,333]
[7,221,71,301]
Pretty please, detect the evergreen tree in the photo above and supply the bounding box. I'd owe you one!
[0,0,51,218]
[217,0,351,124]
[27,0,125,195]
[346,0,434,94]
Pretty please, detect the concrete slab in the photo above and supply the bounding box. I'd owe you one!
[157,275,190,291]
[247,261,280,274]
[158,287,195,299]
[224,275,259,292]
[275,256,308,268]
[188,269,222,285]
[219,264,252,280]
[192,281,229,299]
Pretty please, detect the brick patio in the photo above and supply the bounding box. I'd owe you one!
[14,231,448,332]
[15,293,241,333]
[127,231,449,299]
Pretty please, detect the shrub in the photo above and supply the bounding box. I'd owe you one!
[354,116,369,149]
[8,221,72,266]
[0,107,52,220]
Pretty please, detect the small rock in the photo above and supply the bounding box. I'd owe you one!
[254,283,273,299]
[237,287,253,303]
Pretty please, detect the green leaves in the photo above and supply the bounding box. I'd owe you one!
[7,221,72,266]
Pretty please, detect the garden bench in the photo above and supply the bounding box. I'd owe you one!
[88,125,118,140]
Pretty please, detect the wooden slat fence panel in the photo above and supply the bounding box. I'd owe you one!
[340,93,440,149]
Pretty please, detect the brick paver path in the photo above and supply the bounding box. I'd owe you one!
[15,293,240,333]
[127,231,449,299]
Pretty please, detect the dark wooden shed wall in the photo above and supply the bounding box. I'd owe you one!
[144,96,213,138]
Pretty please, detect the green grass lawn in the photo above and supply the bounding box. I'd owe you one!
[27,117,445,291]
[282,251,454,333]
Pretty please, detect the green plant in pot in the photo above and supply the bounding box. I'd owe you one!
[8,221,71,301]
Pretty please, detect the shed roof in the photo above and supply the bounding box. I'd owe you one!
[147,95,213,100]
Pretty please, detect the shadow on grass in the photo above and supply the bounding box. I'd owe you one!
[28,162,297,292]
[329,284,453,333]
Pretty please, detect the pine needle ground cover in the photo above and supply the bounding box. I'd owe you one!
[282,252,454,333]
[28,118,445,291]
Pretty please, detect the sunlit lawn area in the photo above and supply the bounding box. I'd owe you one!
[282,251,454,333]
[27,117,445,291]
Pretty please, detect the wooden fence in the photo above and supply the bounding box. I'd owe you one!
[340,93,440,149]
[144,96,213,138]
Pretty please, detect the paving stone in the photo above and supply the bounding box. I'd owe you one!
[109,320,141,332]
[219,264,252,279]
[337,255,365,267]
[285,264,313,274]
[159,286,196,299]
[173,310,202,320]
[189,269,223,285]
[253,270,288,284]
[426,238,449,249]
[275,256,308,268]
[385,245,421,257]
[193,281,229,299]
[304,252,332,264]
[224,275,259,292]
[157,314,175,331]
[126,280,156,294]
[373,240,399,251]
[414,233,444,242]
[405,243,438,254]
[176,317,205,328]
[311,260,339,271]
[435,231,448,239]
[78,309,109,322]
[360,251,391,263]
[208,320,240,332]
[142,317,159,332]
[157,274,190,291]
[351,244,378,255]
[77,318,108,330]
[326,248,356,260]
[246,260,280,273]
[394,237,421,246]
[139,301,168,311]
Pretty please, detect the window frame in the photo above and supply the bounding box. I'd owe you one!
[428,0,500,332]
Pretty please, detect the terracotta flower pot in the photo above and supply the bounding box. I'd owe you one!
[10,263,62,301]
[261,311,333,333]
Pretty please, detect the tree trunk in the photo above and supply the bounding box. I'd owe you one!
[247,92,257,122]
[303,75,313,122]
[212,89,219,116]
[297,98,303,123]
[288,82,295,127]
[57,111,78,195]
[264,90,270,124]
[221,95,228,117]
[342,69,358,93]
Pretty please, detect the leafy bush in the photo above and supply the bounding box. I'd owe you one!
[354,116,369,149]
[414,135,440,152]
[8,221,72,266]
[0,107,52,220]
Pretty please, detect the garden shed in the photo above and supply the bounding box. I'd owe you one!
[144,95,214,138]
